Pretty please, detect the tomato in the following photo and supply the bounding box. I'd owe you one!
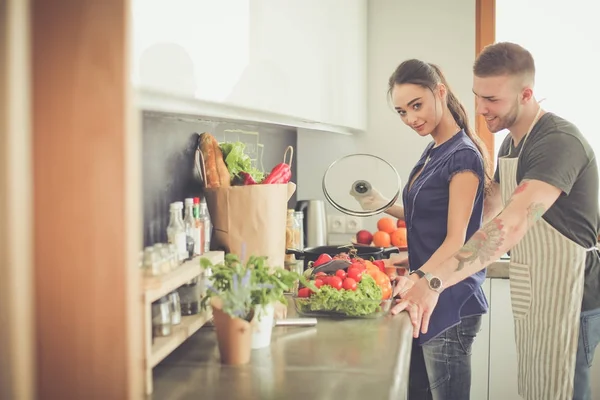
[314,253,332,267]
[342,277,357,291]
[298,287,311,298]
[314,278,324,288]
[347,266,363,282]
[397,219,406,228]
[315,271,327,278]
[352,261,366,271]
[335,269,347,280]
[328,276,343,290]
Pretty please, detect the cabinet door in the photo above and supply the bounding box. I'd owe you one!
[592,345,600,399]
[488,279,520,400]
[131,0,367,130]
[470,279,491,400]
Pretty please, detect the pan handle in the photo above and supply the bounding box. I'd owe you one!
[286,248,305,259]
[382,246,400,256]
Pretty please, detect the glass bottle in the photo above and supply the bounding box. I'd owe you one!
[193,197,205,256]
[184,198,199,260]
[198,199,211,253]
[167,202,187,262]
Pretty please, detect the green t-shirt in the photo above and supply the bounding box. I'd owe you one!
[494,112,600,312]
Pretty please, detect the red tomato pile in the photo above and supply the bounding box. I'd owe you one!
[298,252,393,300]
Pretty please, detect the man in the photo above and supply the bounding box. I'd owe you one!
[392,42,600,400]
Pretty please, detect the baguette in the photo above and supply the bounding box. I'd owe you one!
[199,132,231,188]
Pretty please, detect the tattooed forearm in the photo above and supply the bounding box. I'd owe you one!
[454,218,506,271]
[513,181,530,195]
[527,202,546,227]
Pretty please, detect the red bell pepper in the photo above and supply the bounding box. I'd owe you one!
[263,146,294,184]
[372,260,385,273]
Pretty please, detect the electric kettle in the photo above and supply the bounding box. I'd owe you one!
[295,200,328,248]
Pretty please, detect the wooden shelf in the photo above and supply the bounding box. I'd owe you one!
[150,310,213,368]
[142,251,223,303]
[142,250,224,395]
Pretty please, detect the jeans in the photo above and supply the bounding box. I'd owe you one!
[573,307,600,400]
[409,314,482,400]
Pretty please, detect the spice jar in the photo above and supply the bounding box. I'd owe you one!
[152,296,172,337]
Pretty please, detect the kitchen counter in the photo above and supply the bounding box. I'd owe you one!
[150,297,414,400]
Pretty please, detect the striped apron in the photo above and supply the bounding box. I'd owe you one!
[499,110,587,400]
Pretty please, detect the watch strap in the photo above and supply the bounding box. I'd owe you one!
[410,269,426,279]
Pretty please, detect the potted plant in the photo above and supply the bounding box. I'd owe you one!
[201,254,313,360]
[246,254,310,349]
[200,254,258,365]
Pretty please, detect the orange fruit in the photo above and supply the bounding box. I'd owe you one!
[390,228,407,247]
[372,230,391,247]
[377,217,396,234]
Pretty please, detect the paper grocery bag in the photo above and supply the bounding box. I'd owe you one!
[204,182,296,268]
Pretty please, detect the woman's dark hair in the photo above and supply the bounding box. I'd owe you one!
[388,59,493,193]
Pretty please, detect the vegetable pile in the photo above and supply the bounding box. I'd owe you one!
[295,251,394,317]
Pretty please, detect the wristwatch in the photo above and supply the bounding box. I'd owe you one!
[410,269,444,293]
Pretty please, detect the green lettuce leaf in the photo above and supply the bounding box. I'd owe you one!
[219,141,265,183]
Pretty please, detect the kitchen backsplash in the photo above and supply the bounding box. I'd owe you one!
[142,110,297,247]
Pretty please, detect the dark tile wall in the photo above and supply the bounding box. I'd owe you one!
[141,111,298,247]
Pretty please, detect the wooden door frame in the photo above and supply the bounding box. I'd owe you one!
[476,0,496,161]
[31,0,142,398]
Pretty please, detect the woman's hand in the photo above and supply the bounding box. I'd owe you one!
[392,276,415,298]
[350,187,389,211]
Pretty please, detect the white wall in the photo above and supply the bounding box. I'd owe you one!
[297,0,476,237]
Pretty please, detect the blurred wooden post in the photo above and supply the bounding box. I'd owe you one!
[476,0,496,162]
[0,0,35,399]
[31,0,142,398]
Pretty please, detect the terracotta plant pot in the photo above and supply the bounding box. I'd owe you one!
[211,300,253,365]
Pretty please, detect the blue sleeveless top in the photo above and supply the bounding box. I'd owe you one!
[402,130,489,345]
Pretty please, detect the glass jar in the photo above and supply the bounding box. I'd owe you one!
[153,243,169,274]
[152,296,172,337]
[178,277,200,316]
[294,211,305,250]
[169,291,182,325]
[143,246,161,276]
[168,244,179,270]
[285,209,302,270]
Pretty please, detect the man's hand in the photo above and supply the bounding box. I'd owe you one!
[391,277,440,338]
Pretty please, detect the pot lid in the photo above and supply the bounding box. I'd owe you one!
[322,153,401,217]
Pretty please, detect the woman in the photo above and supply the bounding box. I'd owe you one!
[361,59,492,400]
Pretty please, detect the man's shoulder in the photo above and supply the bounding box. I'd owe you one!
[528,112,594,157]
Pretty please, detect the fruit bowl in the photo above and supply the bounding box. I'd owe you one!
[292,295,392,319]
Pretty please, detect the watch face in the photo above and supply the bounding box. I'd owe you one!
[429,277,442,290]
